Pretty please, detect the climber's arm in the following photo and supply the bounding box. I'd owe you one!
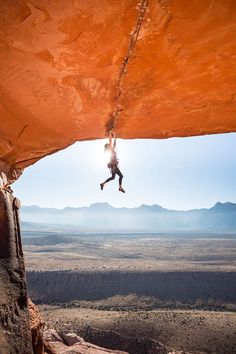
[112,131,116,150]
[109,130,113,146]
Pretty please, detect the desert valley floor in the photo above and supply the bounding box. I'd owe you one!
[21,231,236,353]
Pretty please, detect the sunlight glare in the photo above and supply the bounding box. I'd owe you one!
[90,139,126,168]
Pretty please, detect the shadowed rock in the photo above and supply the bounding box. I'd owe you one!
[0,173,32,353]
[44,329,129,354]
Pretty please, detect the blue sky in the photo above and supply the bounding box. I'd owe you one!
[13,133,236,210]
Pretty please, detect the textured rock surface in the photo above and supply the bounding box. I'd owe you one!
[44,329,129,354]
[29,298,44,354]
[76,326,167,354]
[44,328,63,344]
[29,303,58,354]
[51,341,129,354]
[61,332,85,346]
[45,328,186,354]
[0,174,33,354]
[0,0,236,181]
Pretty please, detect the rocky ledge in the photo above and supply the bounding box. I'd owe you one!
[29,299,190,354]
[45,331,129,354]
[29,299,128,354]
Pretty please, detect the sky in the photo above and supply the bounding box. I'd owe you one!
[13,133,236,210]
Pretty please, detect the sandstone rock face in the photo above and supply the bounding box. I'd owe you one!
[61,332,85,346]
[29,298,44,354]
[44,329,129,354]
[0,0,236,182]
[44,328,64,343]
[50,341,129,354]
[0,174,33,354]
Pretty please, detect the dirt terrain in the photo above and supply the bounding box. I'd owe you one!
[23,233,236,353]
[39,303,236,354]
[22,233,236,272]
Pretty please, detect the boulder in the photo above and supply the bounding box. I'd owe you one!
[44,328,63,343]
[44,328,128,354]
[50,341,129,354]
[61,332,85,346]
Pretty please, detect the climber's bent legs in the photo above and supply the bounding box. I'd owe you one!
[100,171,115,190]
[104,171,116,184]
[100,168,125,193]
[114,167,123,186]
[114,167,125,193]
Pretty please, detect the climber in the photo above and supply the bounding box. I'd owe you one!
[100,130,125,193]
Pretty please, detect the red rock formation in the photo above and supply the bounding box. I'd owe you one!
[29,298,44,354]
[0,174,32,354]
[0,0,235,182]
[43,329,130,354]
[0,1,235,352]
[50,341,129,354]
[29,300,58,354]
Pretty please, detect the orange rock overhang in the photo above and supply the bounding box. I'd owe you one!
[0,0,236,182]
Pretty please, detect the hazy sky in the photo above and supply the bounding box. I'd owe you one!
[13,133,236,210]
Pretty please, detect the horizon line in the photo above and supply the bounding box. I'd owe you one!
[21,200,236,212]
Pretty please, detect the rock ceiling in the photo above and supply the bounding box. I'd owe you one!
[0,0,236,181]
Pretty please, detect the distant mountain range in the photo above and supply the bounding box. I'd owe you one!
[20,202,236,233]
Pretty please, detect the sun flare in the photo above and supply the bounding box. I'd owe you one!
[92,139,124,167]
